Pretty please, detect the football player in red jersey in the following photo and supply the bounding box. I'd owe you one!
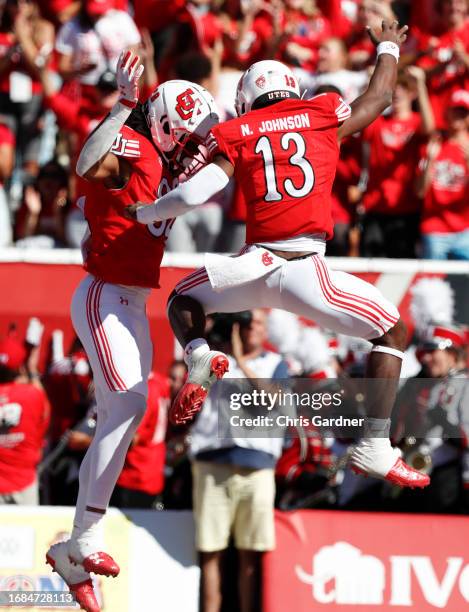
[45,51,219,612]
[127,21,431,490]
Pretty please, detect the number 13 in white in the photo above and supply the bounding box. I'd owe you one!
[254,132,315,202]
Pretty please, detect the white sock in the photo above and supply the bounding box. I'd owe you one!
[362,417,391,440]
[70,510,105,560]
[184,338,209,366]
[70,391,146,558]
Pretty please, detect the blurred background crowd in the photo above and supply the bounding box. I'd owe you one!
[0,0,467,258]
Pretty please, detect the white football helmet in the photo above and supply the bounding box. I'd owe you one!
[235,60,301,116]
[144,80,219,168]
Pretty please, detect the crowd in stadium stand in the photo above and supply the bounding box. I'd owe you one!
[0,0,467,257]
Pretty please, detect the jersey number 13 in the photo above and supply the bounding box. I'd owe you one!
[254,132,315,202]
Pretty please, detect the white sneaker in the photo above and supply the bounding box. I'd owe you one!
[170,349,229,425]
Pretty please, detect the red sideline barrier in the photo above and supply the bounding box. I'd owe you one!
[264,510,469,611]
[2,262,192,373]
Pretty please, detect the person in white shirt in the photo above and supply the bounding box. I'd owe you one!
[297,37,369,103]
[56,0,141,89]
[190,309,288,612]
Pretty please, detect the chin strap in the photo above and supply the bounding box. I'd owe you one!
[371,345,405,360]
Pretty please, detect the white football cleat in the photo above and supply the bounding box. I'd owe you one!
[350,440,430,488]
[68,539,120,578]
[170,349,229,424]
[46,542,100,612]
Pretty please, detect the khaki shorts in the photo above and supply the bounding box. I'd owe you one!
[192,460,275,553]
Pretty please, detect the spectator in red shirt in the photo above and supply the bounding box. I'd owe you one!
[111,372,169,508]
[360,66,435,258]
[274,0,332,73]
[347,0,396,70]
[0,334,50,505]
[0,122,15,246]
[219,0,273,70]
[416,0,469,129]
[417,89,469,260]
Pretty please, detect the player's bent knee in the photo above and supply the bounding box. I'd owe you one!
[373,318,407,352]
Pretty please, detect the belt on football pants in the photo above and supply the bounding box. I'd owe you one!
[257,246,318,261]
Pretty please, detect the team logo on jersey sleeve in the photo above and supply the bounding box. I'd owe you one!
[111,133,140,158]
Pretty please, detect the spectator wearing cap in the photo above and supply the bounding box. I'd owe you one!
[0,334,50,505]
[397,323,469,513]
[417,89,469,260]
[360,67,435,258]
[55,0,141,98]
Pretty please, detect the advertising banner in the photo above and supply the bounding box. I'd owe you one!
[0,507,199,612]
[264,510,469,611]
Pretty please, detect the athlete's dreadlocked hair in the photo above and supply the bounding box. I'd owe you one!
[125,102,153,145]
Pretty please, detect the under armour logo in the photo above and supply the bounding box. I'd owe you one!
[262,252,273,266]
[88,553,103,565]
[120,297,128,305]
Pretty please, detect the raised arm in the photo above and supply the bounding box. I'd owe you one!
[75,51,143,182]
[338,20,408,140]
[125,155,234,223]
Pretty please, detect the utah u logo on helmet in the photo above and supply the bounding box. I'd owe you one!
[175,88,202,121]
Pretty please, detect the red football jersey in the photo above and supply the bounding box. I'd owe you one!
[0,382,50,493]
[420,140,469,234]
[81,125,175,288]
[208,94,351,243]
[117,372,169,495]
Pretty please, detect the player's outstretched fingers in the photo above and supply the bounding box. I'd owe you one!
[128,54,140,79]
[119,50,132,72]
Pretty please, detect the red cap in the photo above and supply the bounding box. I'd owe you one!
[0,337,27,370]
[85,0,114,16]
[449,90,469,111]
[419,324,467,351]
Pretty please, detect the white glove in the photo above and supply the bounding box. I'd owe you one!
[26,317,44,347]
[117,50,144,108]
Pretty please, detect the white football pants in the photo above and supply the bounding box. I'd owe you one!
[173,246,399,340]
